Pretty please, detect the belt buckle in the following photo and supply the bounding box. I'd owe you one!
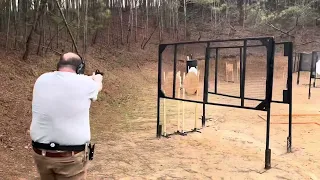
[49,142,56,148]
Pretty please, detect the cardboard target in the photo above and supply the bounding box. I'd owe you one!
[184,72,199,95]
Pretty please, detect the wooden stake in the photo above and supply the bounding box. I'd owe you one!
[182,72,186,133]
[232,64,234,82]
[225,62,228,81]
[237,61,240,82]
[194,89,198,129]
[177,72,181,132]
[194,71,200,129]
[225,62,234,82]
[163,72,166,136]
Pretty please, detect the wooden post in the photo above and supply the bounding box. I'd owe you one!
[225,62,228,81]
[232,63,234,82]
[237,60,240,82]
[225,61,234,82]
[177,72,181,132]
[163,72,166,136]
[182,72,186,133]
[194,71,200,129]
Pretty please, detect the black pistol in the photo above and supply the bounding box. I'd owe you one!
[95,69,104,76]
[89,144,95,160]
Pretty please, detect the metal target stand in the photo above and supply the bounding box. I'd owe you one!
[156,37,293,170]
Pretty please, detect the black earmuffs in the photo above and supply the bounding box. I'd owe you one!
[76,56,85,74]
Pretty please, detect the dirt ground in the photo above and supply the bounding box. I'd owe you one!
[2,52,320,179]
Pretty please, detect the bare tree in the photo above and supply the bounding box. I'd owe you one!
[6,0,11,52]
[23,0,48,60]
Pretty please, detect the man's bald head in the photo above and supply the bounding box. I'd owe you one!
[61,52,81,61]
[57,52,83,73]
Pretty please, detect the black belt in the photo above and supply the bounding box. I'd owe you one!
[32,141,87,151]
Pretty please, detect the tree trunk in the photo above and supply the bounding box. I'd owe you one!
[77,0,80,48]
[6,0,11,52]
[55,0,79,54]
[119,0,124,45]
[37,15,43,55]
[158,0,161,42]
[146,0,149,39]
[237,0,244,26]
[175,4,179,40]
[23,0,48,60]
[135,0,138,42]
[84,0,88,53]
[184,0,187,40]
[12,0,18,49]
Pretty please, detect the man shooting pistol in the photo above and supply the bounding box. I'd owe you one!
[30,52,103,179]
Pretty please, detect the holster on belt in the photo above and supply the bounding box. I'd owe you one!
[87,143,95,161]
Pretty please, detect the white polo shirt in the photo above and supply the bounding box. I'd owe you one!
[30,71,100,145]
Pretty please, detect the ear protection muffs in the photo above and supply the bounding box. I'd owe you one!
[76,56,85,74]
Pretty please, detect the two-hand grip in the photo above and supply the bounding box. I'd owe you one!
[95,69,104,76]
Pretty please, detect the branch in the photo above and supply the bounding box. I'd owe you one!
[229,23,237,31]
[55,0,79,54]
[141,25,159,49]
[198,32,201,41]
[266,23,295,38]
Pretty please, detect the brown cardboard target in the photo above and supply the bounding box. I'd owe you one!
[163,71,181,97]
[184,72,199,95]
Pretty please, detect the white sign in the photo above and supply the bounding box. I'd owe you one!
[188,67,198,75]
[316,60,320,76]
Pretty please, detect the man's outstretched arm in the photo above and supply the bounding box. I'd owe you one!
[88,72,103,101]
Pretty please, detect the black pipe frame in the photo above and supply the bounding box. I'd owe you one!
[208,92,288,104]
[297,53,302,85]
[286,42,293,153]
[308,51,320,99]
[214,48,219,94]
[264,38,275,169]
[161,36,275,46]
[308,53,314,99]
[202,42,210,127]
[297,51,320,99]
[156,37,293,170]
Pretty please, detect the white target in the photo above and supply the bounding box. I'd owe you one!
[316,60,320,76]
[188,67,198,75]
